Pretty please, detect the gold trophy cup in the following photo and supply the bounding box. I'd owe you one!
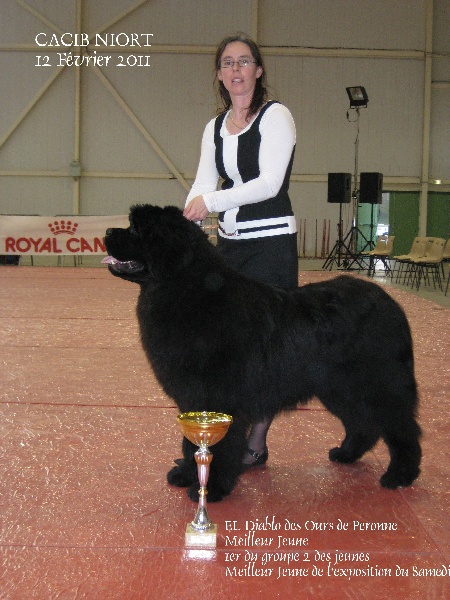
[177,411,233,548]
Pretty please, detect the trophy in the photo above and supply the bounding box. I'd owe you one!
[177,411,233,548]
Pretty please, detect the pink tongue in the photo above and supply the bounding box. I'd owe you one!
[101,256,116,264]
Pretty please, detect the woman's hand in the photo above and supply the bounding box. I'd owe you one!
[183,196,209,221]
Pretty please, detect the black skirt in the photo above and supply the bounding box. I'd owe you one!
[217,233,298,290]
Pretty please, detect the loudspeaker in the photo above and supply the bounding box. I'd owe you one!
[359,172,383,204]
[327,173,351,204]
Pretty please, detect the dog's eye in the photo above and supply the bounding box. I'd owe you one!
[129,221,138,236]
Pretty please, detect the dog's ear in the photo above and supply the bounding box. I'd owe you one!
[131,204,195,279]
[129,205,185,236]
[130,204,164,235]
[162,205,184,219]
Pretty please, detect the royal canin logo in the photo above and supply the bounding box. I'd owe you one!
[1,215,123,256]
[5,220,105,254]
[48,220,79,235]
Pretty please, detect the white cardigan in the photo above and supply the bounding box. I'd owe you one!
[186,103,296,216]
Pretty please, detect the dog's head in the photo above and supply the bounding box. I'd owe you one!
[103,204,208,283]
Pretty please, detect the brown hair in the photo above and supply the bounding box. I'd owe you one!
[214,33,268,118]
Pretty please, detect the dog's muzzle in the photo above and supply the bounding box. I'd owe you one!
[102,255,145,274]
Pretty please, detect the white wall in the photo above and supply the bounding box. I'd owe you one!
[0,0,448,253]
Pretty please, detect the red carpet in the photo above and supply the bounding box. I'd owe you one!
[0,267,448,599]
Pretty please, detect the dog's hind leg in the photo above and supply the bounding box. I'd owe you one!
[329,429,379,464]
[325,400,380,465]
[380,418,422,489]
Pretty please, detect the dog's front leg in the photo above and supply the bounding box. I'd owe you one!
[185,416,249,503]
[167,436,198,488]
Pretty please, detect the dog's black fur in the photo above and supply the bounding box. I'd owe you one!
[104,204,421,501]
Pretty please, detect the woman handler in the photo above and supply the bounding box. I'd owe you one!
[184,33,298,467]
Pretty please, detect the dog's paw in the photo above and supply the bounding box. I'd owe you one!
[329,446,357,464]
[186,482,229,503]
[167,464,196,488]
[380,467,420,489]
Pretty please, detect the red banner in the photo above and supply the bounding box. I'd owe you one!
[0,215,128,256]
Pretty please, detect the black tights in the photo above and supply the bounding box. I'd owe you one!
[243,416,273,464]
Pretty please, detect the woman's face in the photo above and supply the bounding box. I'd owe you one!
[217,41,263,103]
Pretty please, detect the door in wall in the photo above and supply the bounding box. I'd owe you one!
[389,192,420,256]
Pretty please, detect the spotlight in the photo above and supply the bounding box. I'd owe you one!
[346,86,368,108]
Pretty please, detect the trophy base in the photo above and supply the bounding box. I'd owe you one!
[185,523,218,548]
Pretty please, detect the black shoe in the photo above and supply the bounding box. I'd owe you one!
[243,446,268,470]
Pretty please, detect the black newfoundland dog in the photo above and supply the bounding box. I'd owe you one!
[104,204,421,502]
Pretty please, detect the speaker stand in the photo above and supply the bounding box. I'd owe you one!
[323,225,368,271]
[322,202,363,270]
[356,204,376,255]
[322,209,345,269]
[341,225,370,270]
[324,104,375,271]
[348,204,377,271]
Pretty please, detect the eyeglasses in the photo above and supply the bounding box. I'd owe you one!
[220,58,257,69]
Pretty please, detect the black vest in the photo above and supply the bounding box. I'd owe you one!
[214,101,295,225]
